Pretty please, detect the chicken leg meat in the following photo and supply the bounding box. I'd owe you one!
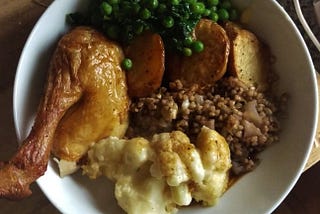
[0,26,129,200]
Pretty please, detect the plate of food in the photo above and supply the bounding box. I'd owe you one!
[1,0,317,213]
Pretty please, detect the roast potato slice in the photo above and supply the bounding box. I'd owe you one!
[166,19,230,86]
[224,21,270,91]
[125,31,165,97]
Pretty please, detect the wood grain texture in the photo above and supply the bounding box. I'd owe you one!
[274,162,320,214]
[0,0,59,213]
[0,0,319,213]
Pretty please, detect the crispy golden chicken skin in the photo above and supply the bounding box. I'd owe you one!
[51,26,129,163]
[0,26,129,199]
[166,19,230,86]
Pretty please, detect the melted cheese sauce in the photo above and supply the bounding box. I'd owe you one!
[82,127,231,214]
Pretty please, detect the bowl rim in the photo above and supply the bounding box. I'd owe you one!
[12,0,319,213]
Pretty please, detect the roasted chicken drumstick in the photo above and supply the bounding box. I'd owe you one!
[0,36,82,199]
[0,26,129,200]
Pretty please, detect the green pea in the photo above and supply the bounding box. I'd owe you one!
[162,16,174,28]
[157,3,167,13]
[183,47,193,56]
[207,0,219,7]
[186,0,197,5]
[170,0,180,6]
[192,40,204,53]
[210,12,219,22]
[203,9,211,17]
[183,36,193,46]
[140,8,151,19]
[100,2,112,16]
[122,58,133,70]
[210,6,217,12]
[229,8,238,21]
[191,2,206,15]
[106,25,120,39]
[146,0,159,10]
[217,8,229,21]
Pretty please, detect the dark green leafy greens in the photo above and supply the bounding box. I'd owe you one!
[67,0,238,55]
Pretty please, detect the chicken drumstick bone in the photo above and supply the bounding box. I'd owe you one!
[0,26,128,200]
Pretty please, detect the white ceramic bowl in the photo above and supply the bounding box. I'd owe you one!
[13,0,318,213]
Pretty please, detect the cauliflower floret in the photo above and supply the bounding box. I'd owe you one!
[83,127,231,214]
[83,136,177,214]
[193,126,232,205]
[82,136,151,180]
[115,175,176,214]
[150,131,205,186]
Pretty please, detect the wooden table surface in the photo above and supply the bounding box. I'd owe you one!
[0,0,319,213]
